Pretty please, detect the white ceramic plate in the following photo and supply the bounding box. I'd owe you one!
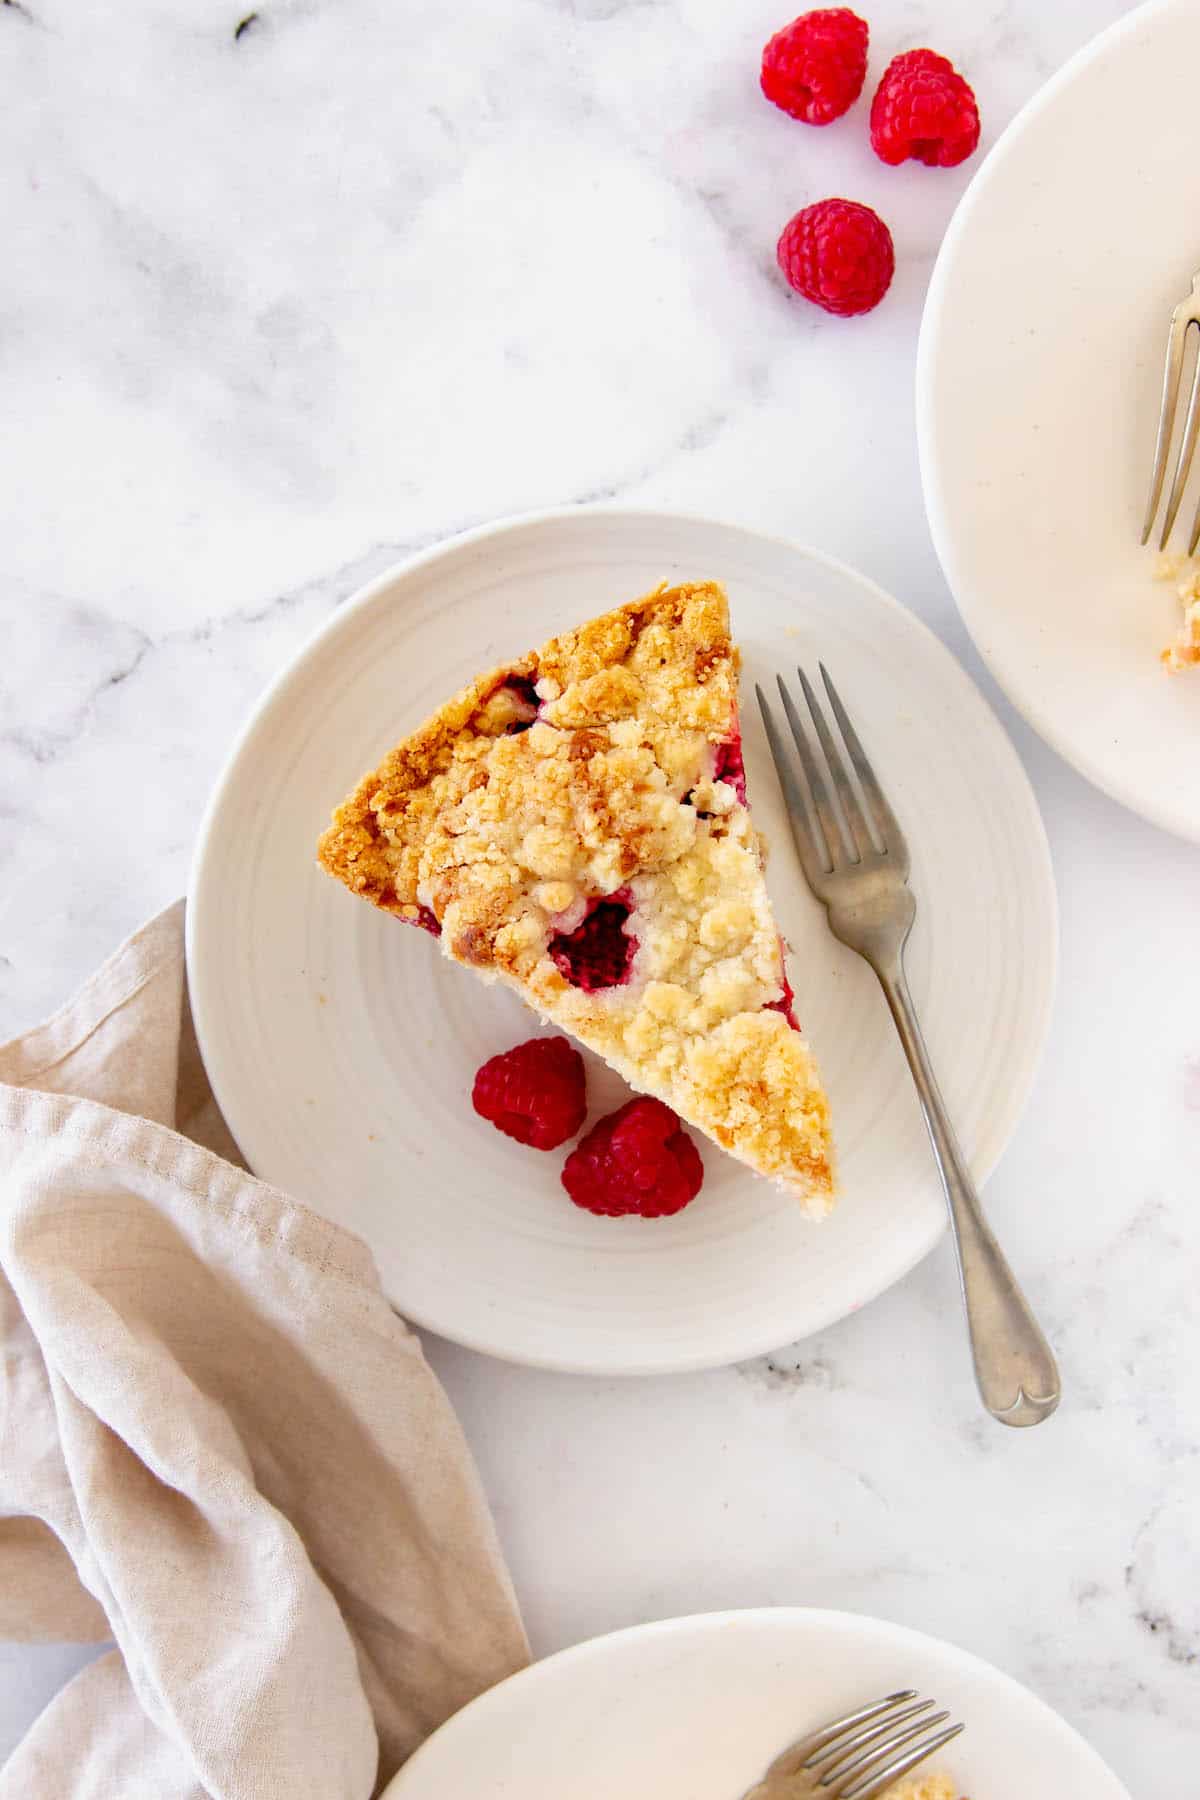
[918,0,1200,842]
[381,1608,1130,1800]
[187,509,1055,1374]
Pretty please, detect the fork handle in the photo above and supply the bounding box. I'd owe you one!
[875,960,1061,1428]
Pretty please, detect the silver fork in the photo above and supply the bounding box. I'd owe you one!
[743,1688,965,1800]
[756,667,1060,1429]
[1141,268,1200,551]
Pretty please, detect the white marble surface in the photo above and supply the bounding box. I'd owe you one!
[2,0,1196,1793]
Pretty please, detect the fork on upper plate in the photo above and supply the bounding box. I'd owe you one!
[742,1688,965,1800]
[1141,268,1200,551]
[756,665,1060,1429]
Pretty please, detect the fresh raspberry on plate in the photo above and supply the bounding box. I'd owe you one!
[760,8,869,126]
[472,1037,587,1150]
[776,198,894,317]
[562,1097,704,1218]
[869,48,980,167]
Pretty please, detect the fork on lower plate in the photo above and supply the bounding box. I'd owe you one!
[757,665,1060,1428]
[743,1688,965,1800]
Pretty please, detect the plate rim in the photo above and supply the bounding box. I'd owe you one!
[382,1605,1132,1799]
[916,0,1198,845]
[187,503,1059,1374]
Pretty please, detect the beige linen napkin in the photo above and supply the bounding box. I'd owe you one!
[0,902,529,1799]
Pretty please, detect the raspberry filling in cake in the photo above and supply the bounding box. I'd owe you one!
[496,677,540,731]
[684,723,747,815]
[711,725,746,803]
[397,903,442,936]
[549,890,637,992]
[765,956,800,1031]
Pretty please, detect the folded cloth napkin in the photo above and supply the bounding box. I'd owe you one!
[0,902,529,1799]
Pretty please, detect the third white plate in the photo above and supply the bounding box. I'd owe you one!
[383,1609,1130,1800]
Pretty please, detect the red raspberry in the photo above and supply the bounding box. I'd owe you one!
[869,48,980,168]
[472,1037,587,1150]
[761,9,869,126]
[776,199,894,317]
[562,1097,704,1219]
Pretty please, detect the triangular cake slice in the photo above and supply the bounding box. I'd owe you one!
[318,582,835,1212]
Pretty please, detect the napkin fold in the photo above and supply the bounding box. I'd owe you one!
[0,903,529,1799]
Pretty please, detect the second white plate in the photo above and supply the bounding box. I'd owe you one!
[187,509,1056,1374]
[918,0,1200,841]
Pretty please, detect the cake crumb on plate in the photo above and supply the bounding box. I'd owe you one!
[1154,552,1200,671]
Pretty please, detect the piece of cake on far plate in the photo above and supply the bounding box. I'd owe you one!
[1155,551,1200,670]
[318,581,834,1212]
[882,1776,961,1800]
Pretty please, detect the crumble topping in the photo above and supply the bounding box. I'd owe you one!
[318,581,834,1207]
[1154,552,1200,671]
[883,1778,959,1800]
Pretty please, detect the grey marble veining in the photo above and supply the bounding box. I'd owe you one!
[2,2,1196,1794]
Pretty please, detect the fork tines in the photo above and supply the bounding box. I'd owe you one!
[764,1689,966,1800]
[1142,270,1200,552]
[754,664,908,889]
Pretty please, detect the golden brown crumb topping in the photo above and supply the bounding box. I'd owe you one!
[1156,552,1200,671]
[881,1776,960,1800]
